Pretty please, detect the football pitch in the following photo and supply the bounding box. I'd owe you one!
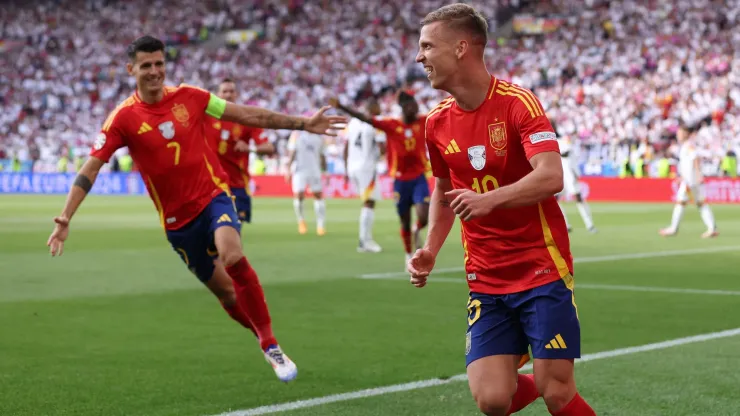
[1,195,739,416]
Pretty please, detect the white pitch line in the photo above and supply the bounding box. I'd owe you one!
[358,246,740,279]
[210,327,740,416]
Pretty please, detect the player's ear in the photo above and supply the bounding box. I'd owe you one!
[126,62,135,76]
[455,39,468,60]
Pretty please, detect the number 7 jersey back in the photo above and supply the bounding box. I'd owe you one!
[425,77,573,296]
[90,85,230,230]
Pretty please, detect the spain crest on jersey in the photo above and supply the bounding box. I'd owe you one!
[488,122,506,150]
[172,103,190,126]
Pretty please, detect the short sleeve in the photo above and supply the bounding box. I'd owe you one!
[90,120,125,163]
[181,84,225,119]
[371,117,395,136]
[425,118,450,178]
[512,91,559,160]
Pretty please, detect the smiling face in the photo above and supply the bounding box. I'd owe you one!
[416,22,459,91]
[127,50,166,97]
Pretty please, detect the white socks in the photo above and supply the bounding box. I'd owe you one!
[669,204,684,231]
[360,207,375,242]
[314,199,326,229]
[700,204,716,231]
[576,202,594,230]
[293,198,304,222]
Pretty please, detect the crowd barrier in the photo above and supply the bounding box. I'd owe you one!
[1,173,739,204]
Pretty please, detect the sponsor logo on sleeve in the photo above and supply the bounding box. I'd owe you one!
[529,132,557,144]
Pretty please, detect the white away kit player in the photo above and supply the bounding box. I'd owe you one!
[556,135,596,233]
[660,126,718,238]
[343,99,386,253]
[285,129,327,236]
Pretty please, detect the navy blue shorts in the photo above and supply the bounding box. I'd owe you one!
[465,278,581,367]
[231,187,252,223]
[165,193,240,283]
[393,174,430,215]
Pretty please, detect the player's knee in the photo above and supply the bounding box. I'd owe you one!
[575,194,583,203]
[220,249,244,268]
[536,373,576,411]
[472,390,512,416]
[364,200,375,209]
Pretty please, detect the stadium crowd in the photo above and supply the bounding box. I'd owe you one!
[0,0,738,176]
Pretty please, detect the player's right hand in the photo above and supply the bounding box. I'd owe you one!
[47,216,70,257]
[305,106,347,136]
[407,248,435,288]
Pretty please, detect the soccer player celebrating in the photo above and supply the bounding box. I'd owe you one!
[409,5,595,416]
[206,78,275,224]
[331,92,430,266]
[659,125,718,238]
[343,98,386,252]
[45,36,345,383]
[556,134,596,233]
[284,127,328,236]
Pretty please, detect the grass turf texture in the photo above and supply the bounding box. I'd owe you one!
[0,195,738,416]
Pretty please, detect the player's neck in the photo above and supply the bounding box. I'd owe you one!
[447,67,491,112]
[137,87,164,105]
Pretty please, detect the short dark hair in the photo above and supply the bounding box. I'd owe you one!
[398,90,416,106]
[126,35,165,61]
[221,78,235,85]
[421,3,488,46]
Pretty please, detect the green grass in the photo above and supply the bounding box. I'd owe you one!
[0,195,739,415]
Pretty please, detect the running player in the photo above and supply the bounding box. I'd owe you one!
[343,98,386,252]
[660,125,718,238]
[331,92,430,265]
[556,134,596,233]
[46,35,345,383]
[410,5,595,415]
[285,128,327,236]
[206,78,275,224]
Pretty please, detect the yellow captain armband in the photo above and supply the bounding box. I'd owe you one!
[206,93,227,119]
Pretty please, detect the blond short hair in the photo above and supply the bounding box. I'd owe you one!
[421,3,488,45]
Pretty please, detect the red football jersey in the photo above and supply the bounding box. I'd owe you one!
[426,77,573,295]
[205,117,267,189]
[372,116,428,181]
[90,84,230,230]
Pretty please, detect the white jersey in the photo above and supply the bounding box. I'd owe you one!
[346,118,385,174]
[288,131,324,175]
[557,136,577,165]
[677,141,701,186]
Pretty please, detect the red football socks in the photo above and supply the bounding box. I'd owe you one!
[416,220,425,231]
[549,393,596,416]
[507,373,539,415]
[225,257,278,351]
[400,229,412,254]
[220,301,257,337]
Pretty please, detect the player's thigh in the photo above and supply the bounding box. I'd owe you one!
[393,180,414,217]
[562,169,579,196]
[291,172,306,195]
[355,171,380,202]
[165,215,217,283]
[518,278,581,361]
[466,293,528,413]
[307,174,323,197]
[231,187,252,223]
[411,175,431,206]
[691,184,706,204]
[676,181,690,203]
[206,193,243,266]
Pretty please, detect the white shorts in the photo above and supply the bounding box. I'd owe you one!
[349,169,381,202]
[676,181,705,203]
[562,164,581,196]
[292,172,323,195]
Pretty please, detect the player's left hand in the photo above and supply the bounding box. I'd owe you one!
[305,106,347,136]
[445,189,494,221]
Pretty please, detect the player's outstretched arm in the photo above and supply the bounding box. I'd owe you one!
[221,103,346,136]
[47,156,106,256]
[328,98,373,125]
[488,151,564,209]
